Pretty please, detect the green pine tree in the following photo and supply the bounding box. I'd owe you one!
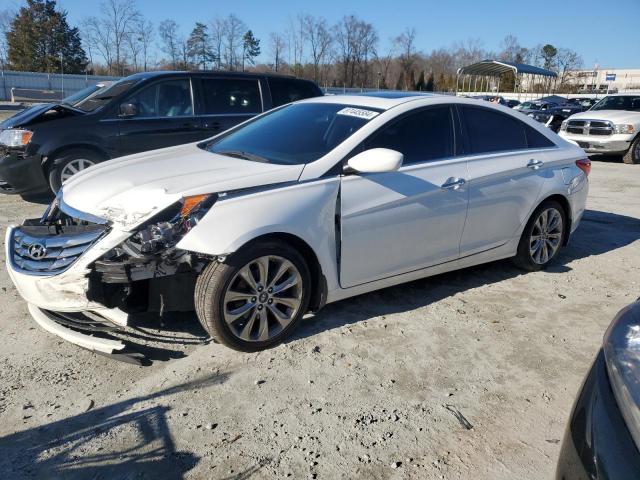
[7,0,87,73]
[241,30,260,71]
[187,22,214,70]
[425,73,435,91]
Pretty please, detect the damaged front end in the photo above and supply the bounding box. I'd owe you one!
[6,193,218,364]
[88,194,217,314]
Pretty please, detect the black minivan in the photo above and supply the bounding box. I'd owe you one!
[0,71,323,196]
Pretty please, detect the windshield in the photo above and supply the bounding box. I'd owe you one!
[61,84,102,106]
[521,102,541,111]
[74,79,138,112]
[206,103,380,165]
[591,96,640,112]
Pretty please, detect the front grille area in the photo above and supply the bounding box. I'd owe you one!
[11,225,106,275]
[567,119,613,136]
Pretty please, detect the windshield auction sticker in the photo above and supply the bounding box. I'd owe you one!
[337,107,380,120]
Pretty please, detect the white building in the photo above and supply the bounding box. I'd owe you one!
[565,68,640,93]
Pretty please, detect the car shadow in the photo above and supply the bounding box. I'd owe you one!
[291,208,640,341]
[0,372,230,479]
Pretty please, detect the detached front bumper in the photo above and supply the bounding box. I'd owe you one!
[558,132,633,155]
[5,223,131,314]
[0,150,49,195]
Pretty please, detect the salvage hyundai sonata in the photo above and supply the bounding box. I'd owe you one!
[5,93,589,356]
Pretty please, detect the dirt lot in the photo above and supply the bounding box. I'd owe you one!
[0,117,639,478]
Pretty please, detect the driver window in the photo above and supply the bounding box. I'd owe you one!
[124,79,193,118]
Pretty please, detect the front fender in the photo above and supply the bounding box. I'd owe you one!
[177,178,341,291]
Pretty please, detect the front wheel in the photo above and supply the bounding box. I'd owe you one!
[195,241,311,352]
[48,149,101,193]
[622,136,640,165]
[513,200,567,271]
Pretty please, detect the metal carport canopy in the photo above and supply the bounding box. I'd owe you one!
[457,60,558,78]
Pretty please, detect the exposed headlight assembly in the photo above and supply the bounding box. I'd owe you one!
[603,300,640,452]
[615,124,636,135]
[0,128,33,147]
[128,194,217,254]
[560,120,568,132]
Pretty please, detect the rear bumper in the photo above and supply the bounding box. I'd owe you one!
[558,132,633,155]
[556,351,640,479]
[0,150,49,195]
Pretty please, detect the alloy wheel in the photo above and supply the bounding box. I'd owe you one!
[529,207,563,265]
[223,255,303,342]
[60,158,95,183]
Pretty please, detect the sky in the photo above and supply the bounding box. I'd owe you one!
[25,0,640,69]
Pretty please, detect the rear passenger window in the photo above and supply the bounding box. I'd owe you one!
[364,107,454,165]
[268,78,320,107]
[463,107,527,154]
[525,125,555,148]
[200,78,261,114]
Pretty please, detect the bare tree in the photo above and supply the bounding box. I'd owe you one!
[0,8,14,69]
[223,14,245,71]
[373,41,395,89]
[556,47,583,91]
[81,0,141,75]
[269,32,285,72]
[286,14,305,76]
[303,15,332,83]
[209,17,226,69]
[395,27,417,89]
[159,19,181,68]
[135,19,153,71]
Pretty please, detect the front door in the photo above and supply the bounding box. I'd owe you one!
[117,77,204,156]
[339,106,469,288]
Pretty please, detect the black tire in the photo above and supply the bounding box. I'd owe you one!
[195,240,312,352]
[513,200,567,272]
[622,136,640,165]
[48,149,103,193]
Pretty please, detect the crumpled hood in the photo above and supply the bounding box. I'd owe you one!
[568,109,640,124]
[0,103,56,129]
[61,143,304,229]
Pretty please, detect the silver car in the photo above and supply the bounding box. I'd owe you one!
[6,93,590,355]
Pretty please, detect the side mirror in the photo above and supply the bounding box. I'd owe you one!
[119,102,139,117]
[346,148,403,174]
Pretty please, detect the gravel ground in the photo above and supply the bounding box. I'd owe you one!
[0,110,638,479]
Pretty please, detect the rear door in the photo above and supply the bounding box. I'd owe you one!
[116,77,202,156]
[458,105,555,256]
[194,76,263,136]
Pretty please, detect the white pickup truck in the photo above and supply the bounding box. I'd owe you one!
[558,94,640,164]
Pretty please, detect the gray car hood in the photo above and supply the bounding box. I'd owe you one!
[61,143,304,229]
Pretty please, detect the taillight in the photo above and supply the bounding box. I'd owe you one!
[576,159,591,176]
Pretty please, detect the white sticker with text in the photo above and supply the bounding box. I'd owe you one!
[336,107,379,120]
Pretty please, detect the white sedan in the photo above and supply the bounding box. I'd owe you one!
[6,93,590,355]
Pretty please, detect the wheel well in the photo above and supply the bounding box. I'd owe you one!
[239,232,327,312]
[44,145,108,171]
[537,194,572,246]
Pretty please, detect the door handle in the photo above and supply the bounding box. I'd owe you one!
[527,159,544,169]
[441,177,466,190]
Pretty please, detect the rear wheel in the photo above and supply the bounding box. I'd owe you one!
[513,200,566,271]
[195,241,311,352]
[622,136,640,165]
[48,149,102,193]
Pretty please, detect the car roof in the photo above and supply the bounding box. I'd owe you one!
[301,93,448,110]
[123,70,304,81]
